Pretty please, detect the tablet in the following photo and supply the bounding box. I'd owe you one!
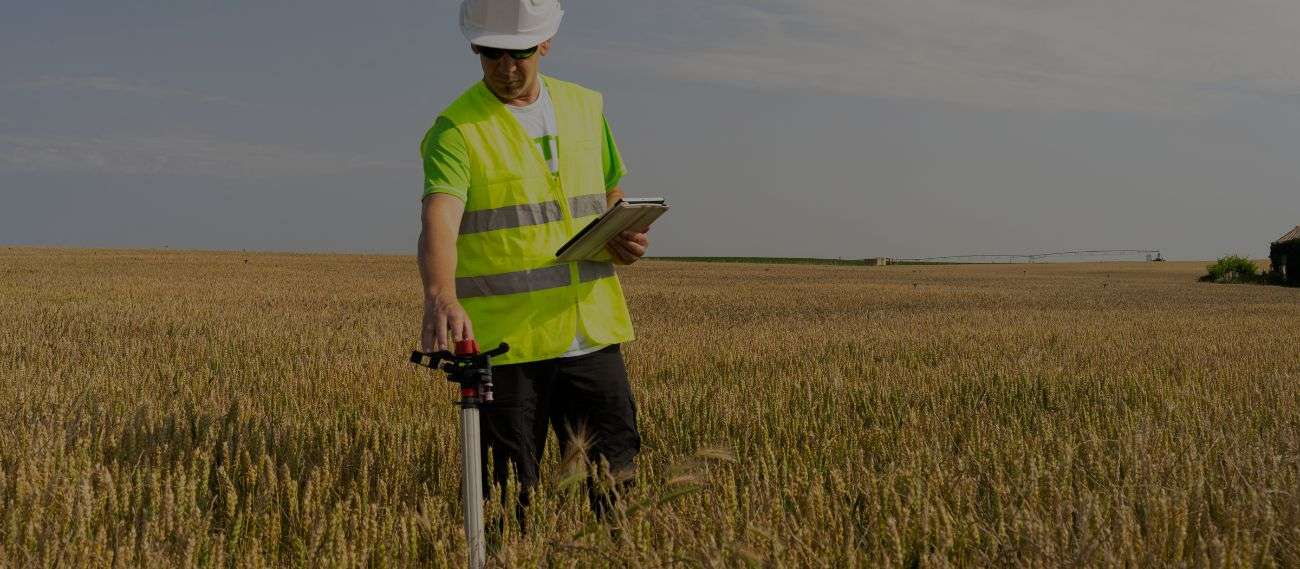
[555,198,669,262]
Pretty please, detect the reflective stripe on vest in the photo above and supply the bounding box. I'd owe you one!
[568,193,606,219]
[456,261,615,299]
[459,193,606,235]
[460,201,563,235]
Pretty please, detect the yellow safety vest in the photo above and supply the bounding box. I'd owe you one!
[438,75,634,365]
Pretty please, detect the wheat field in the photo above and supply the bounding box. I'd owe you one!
[2,247,1299,567]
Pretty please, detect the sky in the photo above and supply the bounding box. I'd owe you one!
[2,0,1299,260]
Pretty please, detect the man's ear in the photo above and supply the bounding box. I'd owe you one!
[538,40,551,56]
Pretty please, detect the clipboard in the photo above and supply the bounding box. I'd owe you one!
[556,197,669,262]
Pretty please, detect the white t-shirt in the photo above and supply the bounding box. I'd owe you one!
[505,83,608,359]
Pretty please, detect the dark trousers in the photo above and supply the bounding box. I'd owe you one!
[480,344,641,519]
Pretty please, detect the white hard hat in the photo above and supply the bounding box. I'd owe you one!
[460,0,564,50]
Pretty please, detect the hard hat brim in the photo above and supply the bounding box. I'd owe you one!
[462,13,562,50]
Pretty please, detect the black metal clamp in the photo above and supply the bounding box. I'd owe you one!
[410,341,510,406]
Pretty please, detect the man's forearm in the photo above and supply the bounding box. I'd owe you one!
[417,231,457,296]
[418,195,464,297]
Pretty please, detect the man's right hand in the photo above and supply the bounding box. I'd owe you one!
[421,292,475,353]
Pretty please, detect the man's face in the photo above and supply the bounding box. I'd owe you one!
[475,40,550,102]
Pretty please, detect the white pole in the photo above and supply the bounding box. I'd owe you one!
[460,405,486,569]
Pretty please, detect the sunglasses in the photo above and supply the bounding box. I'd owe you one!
[474,45,539,61]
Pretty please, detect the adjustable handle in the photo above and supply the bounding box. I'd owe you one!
[409,342,510,370]
[481,343,509,359]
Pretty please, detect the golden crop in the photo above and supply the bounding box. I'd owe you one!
[2,248,1298,567]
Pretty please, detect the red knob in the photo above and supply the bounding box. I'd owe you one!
[454,339,479,356]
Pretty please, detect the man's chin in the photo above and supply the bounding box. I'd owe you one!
[488,83,526,101]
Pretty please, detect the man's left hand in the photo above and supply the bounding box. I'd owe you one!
[606,227,650,265]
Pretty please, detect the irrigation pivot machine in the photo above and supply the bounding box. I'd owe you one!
[410,340,509,569]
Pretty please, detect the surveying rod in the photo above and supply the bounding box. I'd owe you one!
[410,339,509,569]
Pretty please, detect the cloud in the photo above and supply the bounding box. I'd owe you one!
[589,0,1300,114]
[7,75,246,106]
[0,134,405,178]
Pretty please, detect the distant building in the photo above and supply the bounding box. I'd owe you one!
[864,258,891,266]
[1270,226,1300,286]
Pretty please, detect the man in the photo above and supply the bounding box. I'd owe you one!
[417,0,650,520]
